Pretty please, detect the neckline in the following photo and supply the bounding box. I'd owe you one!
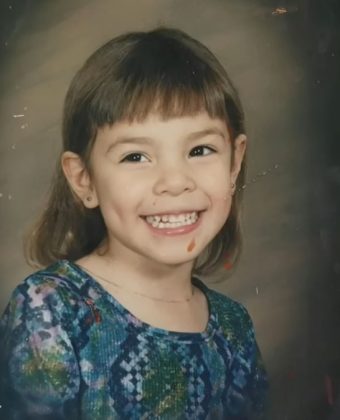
[64,260,218,343]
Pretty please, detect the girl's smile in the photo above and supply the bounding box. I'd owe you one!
[141,209,205,236]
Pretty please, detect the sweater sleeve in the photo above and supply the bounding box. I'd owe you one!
[240,306,269,420]
[0,276,81,420]
[247,332,269,419]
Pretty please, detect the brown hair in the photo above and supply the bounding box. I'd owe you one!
[25,27,246,279]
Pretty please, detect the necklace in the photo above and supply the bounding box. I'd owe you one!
[79,265,195,303]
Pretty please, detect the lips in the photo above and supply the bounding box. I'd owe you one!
[141,209,205,217]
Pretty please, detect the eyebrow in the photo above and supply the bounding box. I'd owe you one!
[107,128,226,152]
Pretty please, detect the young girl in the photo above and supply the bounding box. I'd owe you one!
[0,27,268,419]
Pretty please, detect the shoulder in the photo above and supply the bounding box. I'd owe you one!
[211,288,252,327]
[208,286,251,322]
[1,260,90,330]
[196,277,252,326]
[13,260,82,300]
[196,279,255,347]
[0,263,83,417]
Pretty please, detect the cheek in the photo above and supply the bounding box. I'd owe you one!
[223,196,233,217]
[202,172,231,207]
[216,197,233,232]
[200,160,231,187]
[95,174,146,219]
[208,179,233,221]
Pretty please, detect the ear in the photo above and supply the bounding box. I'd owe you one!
[230,134,247,184]
[61,151,99,209]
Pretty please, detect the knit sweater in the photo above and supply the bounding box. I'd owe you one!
[0,260,268,419]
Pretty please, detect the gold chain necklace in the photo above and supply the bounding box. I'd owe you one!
[79,265,195,303]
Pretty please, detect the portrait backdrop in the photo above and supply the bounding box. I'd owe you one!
[0,1,339,419]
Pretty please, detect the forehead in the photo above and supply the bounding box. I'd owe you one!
[95,112,229,145]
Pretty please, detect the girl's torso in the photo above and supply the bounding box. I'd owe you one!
[0,260,268,419]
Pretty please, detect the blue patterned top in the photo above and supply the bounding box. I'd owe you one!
[0,260,268,419]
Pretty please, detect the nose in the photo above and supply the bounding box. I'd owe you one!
[153,162,196,196]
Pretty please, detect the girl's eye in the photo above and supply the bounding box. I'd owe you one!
[120,153,148,163]
[189,145,216,157]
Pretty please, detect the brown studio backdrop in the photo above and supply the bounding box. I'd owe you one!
[0,0,339,419]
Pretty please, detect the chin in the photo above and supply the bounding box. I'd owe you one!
[147,253,197,268]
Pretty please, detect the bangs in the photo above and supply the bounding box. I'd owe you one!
[88,32,236,132]
[118,78,227,123]
[64,28,245,157]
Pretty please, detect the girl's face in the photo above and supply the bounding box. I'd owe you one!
[83,112,246,268]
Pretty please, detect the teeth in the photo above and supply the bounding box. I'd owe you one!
[145,212,199,228]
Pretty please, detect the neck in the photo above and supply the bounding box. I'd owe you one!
[80,245,195,301]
